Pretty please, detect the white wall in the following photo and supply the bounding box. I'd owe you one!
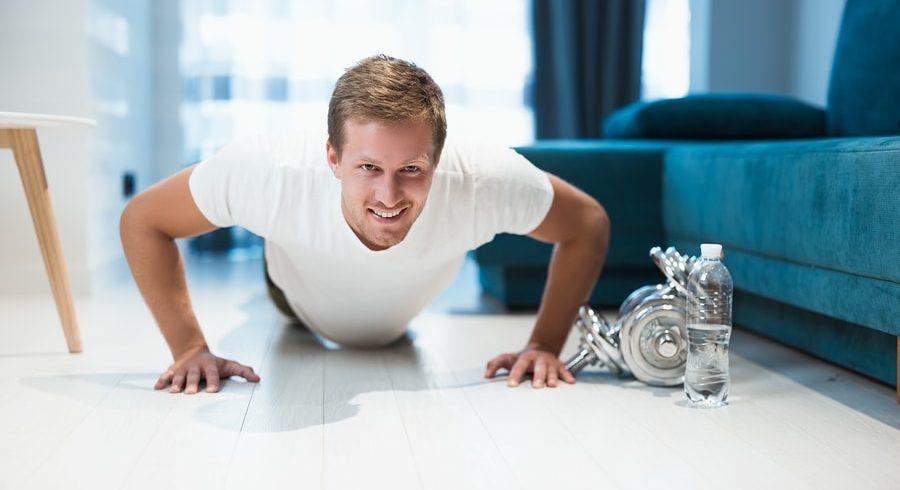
[689,0,847,107]
[0,0,92,295]
[0,0,154,296]
[708,0,793,95]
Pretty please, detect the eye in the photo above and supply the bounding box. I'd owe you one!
[404,166,420,173]
[361,163,377,171]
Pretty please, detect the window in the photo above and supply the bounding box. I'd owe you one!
[641,0,691,100]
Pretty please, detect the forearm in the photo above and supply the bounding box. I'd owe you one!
[119,212,208,359]
[526,230,609,356]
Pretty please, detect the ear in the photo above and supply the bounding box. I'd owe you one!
[326,140,341,179]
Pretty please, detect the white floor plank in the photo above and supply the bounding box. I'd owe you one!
[320,343,422,489]
[380,334,519,490]
[222,325,325,489]
[120,291,278,490]
[410,313,627,490]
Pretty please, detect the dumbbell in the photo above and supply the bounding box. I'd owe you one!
[563,246,696,387]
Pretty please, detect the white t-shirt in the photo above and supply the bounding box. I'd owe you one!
[188,127,554,348]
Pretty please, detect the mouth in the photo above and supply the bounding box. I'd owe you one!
[368,207,408,224]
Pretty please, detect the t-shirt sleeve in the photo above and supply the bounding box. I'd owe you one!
[472,139,555,242]
[187,133,283,238]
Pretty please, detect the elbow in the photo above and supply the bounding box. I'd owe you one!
[119,200,139,234]
[119,202,132,233]
[587,202,610,246]
[119,198,154,243]
[119,201,138,246]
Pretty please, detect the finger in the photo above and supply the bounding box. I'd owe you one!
[241,365,261,382]
[154,369,175,390]
[170,370,186,393]
[559,364,576,384]
[223,361,260,382]
[184,366,201,394]
[203,364,221,393]
[484,354,515,379]
[532,358,547,388]
[484,356,502,378]
[547,363,559,388]
[507,356,531,387]
[556,364,575,384]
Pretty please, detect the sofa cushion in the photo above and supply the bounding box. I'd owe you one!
[827,0,900,136]
[664,136,900,283]
[602,93,826,140]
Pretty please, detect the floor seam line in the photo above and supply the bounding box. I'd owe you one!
[449,366,523,488]
[530,383,629,489]
[221,316,280,489]
[383,351,427,490]
[118,393,180,488]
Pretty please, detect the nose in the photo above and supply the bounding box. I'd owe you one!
[374,173,403,209]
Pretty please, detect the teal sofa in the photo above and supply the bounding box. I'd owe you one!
[474,0,899,394]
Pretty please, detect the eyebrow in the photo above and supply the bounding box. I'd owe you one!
[359,155,428,165]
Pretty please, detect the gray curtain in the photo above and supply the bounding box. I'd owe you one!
[530,0,646,139]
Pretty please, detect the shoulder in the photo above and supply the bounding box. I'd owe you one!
[247,126,328,169]
[441,134,545,190]
[436,133,527,177]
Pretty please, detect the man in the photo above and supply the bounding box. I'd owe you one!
[119,54,610,395]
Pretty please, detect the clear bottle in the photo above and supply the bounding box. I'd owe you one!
[684,243,733,408]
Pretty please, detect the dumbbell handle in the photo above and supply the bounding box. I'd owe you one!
[564,347,597,374]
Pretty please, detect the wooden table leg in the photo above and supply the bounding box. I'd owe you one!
[3,128,82,353]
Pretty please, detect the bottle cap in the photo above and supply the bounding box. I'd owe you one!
[700,243,723,259]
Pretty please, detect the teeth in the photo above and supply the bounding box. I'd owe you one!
[372,208,402,218]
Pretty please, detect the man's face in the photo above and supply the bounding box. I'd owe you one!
[326,117,437,251]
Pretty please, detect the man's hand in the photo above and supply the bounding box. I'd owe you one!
[483,345,576,388]
[154,344,261,394]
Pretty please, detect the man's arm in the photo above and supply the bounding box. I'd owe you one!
[119,164,217,359]
[119,164,260,394]
[524,172,610,356]
[483,171,609,388]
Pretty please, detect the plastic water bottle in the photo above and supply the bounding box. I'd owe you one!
[684,243,733,408]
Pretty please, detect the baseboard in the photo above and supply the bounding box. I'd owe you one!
[0,252,129,297]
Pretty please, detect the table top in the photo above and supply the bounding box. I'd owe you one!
[0,111,97,129]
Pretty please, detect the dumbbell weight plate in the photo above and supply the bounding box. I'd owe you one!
[618,284,666,319]
[619,299,688,386]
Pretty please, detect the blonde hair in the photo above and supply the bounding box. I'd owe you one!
[327,54,447,164]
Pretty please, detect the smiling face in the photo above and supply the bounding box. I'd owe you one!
[326,117,438,251]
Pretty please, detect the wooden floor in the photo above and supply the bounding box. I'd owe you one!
[1,250,898,490]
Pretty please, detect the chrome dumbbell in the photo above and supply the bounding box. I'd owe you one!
[563,246,697,387]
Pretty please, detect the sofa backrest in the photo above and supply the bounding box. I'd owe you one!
[827,0,900,136]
